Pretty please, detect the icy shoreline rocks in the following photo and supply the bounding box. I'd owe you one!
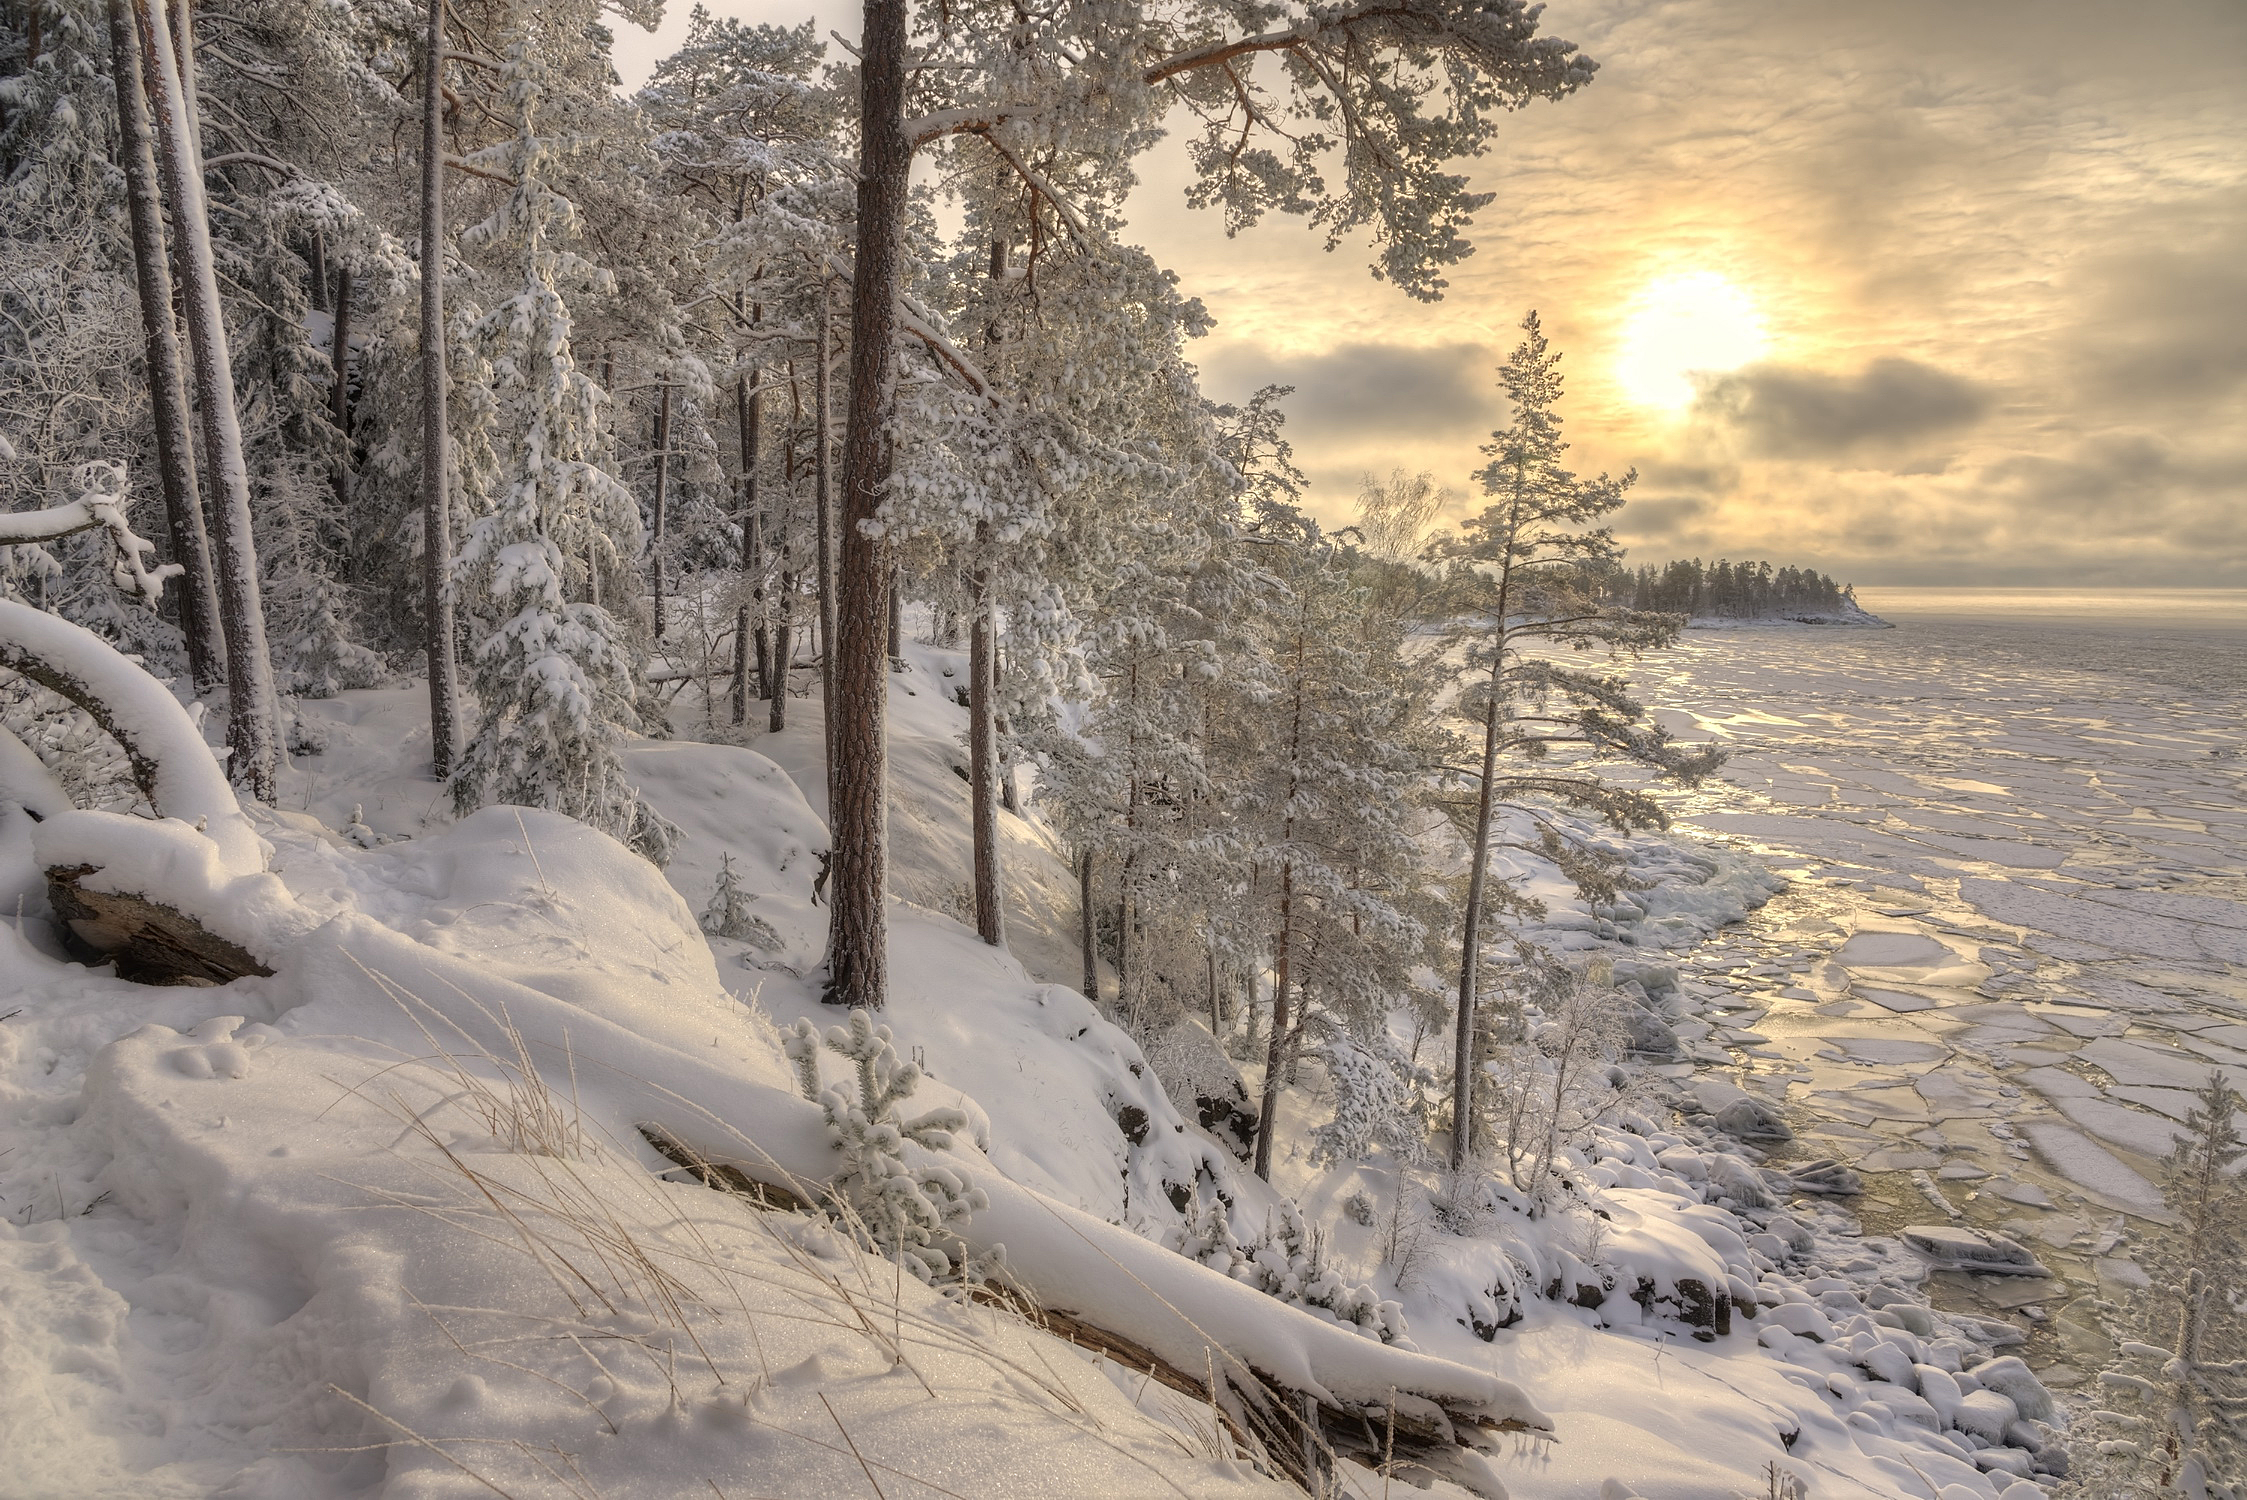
[1899,1225,2054,1278]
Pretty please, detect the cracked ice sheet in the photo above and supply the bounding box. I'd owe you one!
[1620,605,2242,1286]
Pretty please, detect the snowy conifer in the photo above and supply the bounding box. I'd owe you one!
[1431,312,1722,1169]
[448,36,673,865]
[2085,1072,2247,1497]
[784,1010,990,1282]
[700,852,781,950]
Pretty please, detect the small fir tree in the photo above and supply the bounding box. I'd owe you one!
[784,1010,989,1282]
[449,36,674,865]
[700,852,781,950]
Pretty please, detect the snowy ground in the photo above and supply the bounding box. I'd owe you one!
[7,604,2202,1497]
[1615,597,2246,1386]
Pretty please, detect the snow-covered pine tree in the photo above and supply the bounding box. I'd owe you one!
[2085,1072,2247,1497]
[824,0,1603,1013]
[700,852,781,950]
[1430,311,1722,1170]
[783,1009,989,1282]
[138,0,281,799]
[448,33,673,865]
[1223,522,1437,1179]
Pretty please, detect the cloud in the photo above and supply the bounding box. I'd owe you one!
[1693,358,1993,459]
[2070,205,2247,413]
[1202,341,1494,444]
[1613,495,1710,545]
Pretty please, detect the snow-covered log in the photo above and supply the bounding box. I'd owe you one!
[267,905,1549,1472]
[0,461,180,608]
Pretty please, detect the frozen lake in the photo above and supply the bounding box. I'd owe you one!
[1629,588,2246,1384]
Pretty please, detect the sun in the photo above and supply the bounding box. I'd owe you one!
[1615,271,1769,411]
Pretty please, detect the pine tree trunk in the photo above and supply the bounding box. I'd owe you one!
[969,554,1002,946]
[814,283,837,757]
[768,569,791,732]
[1078,846,1098,1000]
[140,0,278,801]
[164,0,197,155]
[1450,687,1503,1170]
[107,0,220,694]
[886,564,903,669]
[825,0,907,1010]
[1254,607,1311,1179]
[650,383,672,639]
[329,261,353,505]
[752,490,771,700]
[994,635,1020,814]
[1115,661,1139,1002]
[731,362,759,725]
[1255,860,1294,1181]
[416,0,460,780]
[1450,484,1524,1171]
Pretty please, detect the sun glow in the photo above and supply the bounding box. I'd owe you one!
[1615,272,1769,411]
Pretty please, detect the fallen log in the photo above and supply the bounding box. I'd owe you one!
[635,1119,1536,1496]
[45,862,272,985]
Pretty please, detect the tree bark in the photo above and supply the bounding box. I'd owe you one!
[1450,481,1525,1171]
[1255,860,1294,1181]
[107,0,221,694]
[1116,661,1140,1004]
[1254,602,1311,1179]
[164,0,198,156]
[140,0,279,801]
[825,0,907,1010]
[886,564,904,669]
[731,362,759,724]
[814,282,837,758]
[968,553,1002,946]
[417,0,460,780]
[768,565,791,732]
[329,262,354,435]
[329,261,353,503]
[1078,846,1098,1001]
[650,382,673,639]
[1451,684,1502,1170]
[1207,949,1222,1038]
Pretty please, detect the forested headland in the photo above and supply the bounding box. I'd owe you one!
[1605,557,1869,622]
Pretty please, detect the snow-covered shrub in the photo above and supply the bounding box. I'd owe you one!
[1,675,135,812]
[1181,1193,1410,1344]
[700,853,781,949]
[785,1010,990,1282]
[1141,1017,1258,1160]
[1312,1028,1430,1166]
[1476,948,1629,1216]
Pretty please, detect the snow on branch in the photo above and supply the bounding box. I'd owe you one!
[0,598,261,871]
[0,460,180,608]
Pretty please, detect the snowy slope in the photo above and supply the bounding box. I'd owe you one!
[0,635,2073,1499]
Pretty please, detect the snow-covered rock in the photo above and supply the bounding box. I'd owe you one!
[1899,1225,2052,1276]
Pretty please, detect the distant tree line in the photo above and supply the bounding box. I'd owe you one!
[1605,558,1855,619]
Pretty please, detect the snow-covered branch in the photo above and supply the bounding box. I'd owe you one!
[0,598,261,871]
[0,460,179,608]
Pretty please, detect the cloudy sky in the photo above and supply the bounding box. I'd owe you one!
[616,1,2247,586]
